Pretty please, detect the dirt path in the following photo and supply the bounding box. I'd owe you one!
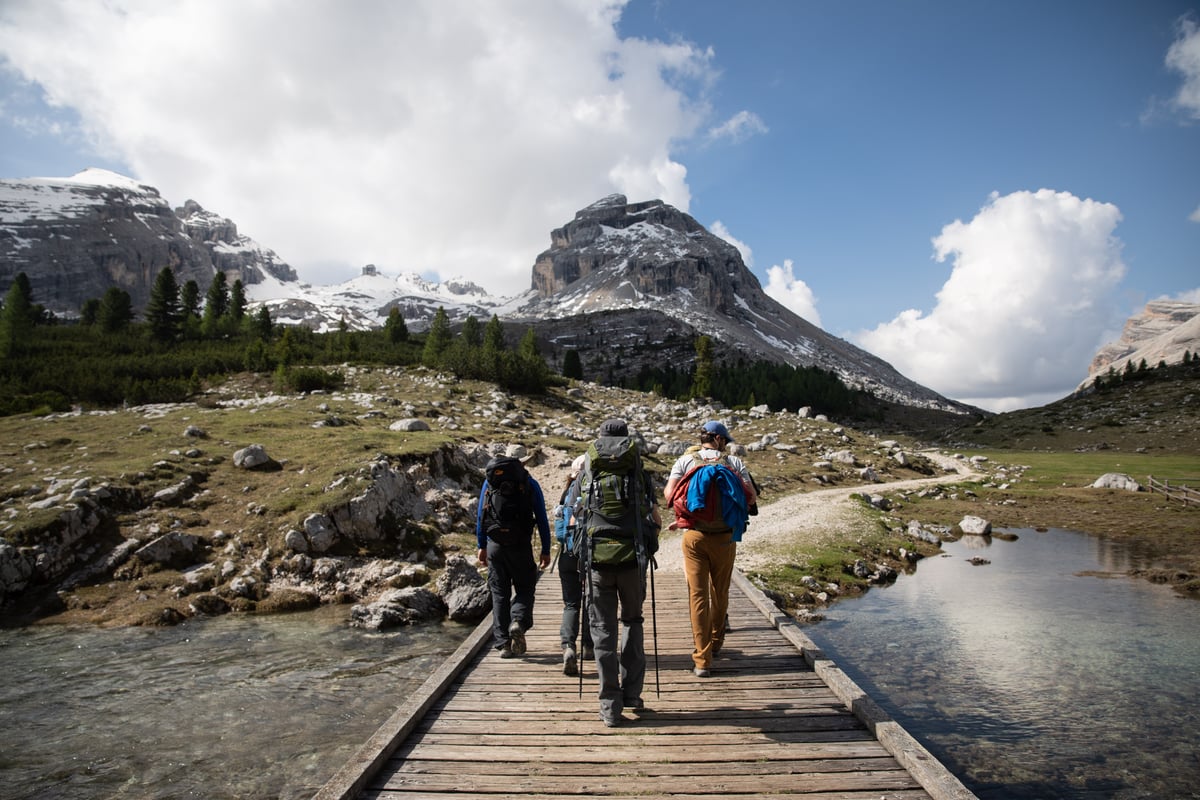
[653,452,977,574]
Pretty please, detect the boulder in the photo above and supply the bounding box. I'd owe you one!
[350,587,448,630]
[233,444,281,471]
[435,555,490,622]
[389,418,431,432]
[957,515,993,536]
[135,532,204,568]
[1091,473,1142,492]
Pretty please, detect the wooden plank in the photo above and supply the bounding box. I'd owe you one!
[316,564,977,800]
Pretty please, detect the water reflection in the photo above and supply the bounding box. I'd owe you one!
[0,605,472,800]
[805,528,1200,800]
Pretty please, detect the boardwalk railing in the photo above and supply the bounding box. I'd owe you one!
[1147,475,1200,506]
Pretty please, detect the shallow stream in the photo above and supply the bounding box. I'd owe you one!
[805,527,1200,799]
[2,528,1198,798]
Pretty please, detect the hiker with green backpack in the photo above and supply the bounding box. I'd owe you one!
[663,421,756,678]
[574,418,661,727]
[476,455,552,659]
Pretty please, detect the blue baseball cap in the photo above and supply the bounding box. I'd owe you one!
[701,420,734,442]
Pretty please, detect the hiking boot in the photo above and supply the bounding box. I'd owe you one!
[624,697,646,713]
[498,644,515,659]
[600,711,621,728]
[562,646,578,676]
[693,666,711,678]
[582,645,594,660]
[508,620,526,655]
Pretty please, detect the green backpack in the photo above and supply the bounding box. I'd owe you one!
[578,435,655,567]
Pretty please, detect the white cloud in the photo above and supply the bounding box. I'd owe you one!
[0,0,719,291]
[709,220,752,266]
[1190,205,1200,223]
[1163,287,1200,303]
[764,259,821,326]
[1167,14,1200,119]
[707,110,767,143]
[853,189,1127,412]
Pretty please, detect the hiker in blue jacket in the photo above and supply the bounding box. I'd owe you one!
[554,454,593,676]
[476,457,552,658]
[663,421,756,678]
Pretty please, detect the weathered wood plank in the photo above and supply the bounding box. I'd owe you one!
[317,565,977,800]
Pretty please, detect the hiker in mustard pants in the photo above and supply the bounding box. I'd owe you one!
[663,421,755,678]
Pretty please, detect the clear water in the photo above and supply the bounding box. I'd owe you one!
[0,606,471,800]
[4,530,1198,799]
[804,528,1200,800]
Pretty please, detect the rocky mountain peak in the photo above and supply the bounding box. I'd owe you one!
[518,196,970,413]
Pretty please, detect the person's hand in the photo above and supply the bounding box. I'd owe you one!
[539,552,551,570]
[477,548,487,567]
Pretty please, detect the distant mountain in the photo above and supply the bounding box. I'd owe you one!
[0,169,295,315]
[1,172,971,413]
[506,194,970,412]
[1079,300,1200,390]
[242,264,502,332]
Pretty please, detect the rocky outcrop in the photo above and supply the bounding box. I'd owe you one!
[0,169,296,317]
[176,199,297,286]
[1085,301,1200,383]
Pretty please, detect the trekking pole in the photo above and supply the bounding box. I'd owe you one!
[579,555,588,699]
[650,554,660,698]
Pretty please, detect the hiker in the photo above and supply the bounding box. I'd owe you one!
[553,453,592,676]
[476,455,552,658]
[578,418,661,727]
[663,420,756,678]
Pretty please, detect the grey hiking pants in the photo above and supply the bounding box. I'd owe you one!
[586,563,646,718]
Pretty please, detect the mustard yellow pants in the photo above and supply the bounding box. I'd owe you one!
[680,528,735,670]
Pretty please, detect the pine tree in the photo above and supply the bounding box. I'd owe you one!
[229,279,246,321]
[518,327,539,359]
[80,297,101,326]
[202,272,229,336]
[253,306,273,341]
[145,268,180,342]
[422,306,452,367]
[98,287,134,334]
[385,308,409,343]
[562,349,583,379]
[180,280,201,319]
[0,272,34,357]
[461,315,481,348]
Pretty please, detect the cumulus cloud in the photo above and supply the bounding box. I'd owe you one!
[0,0,720,291]
[709,220,752,266]
[707,110,768,143]
[764,259,821,327]
[1167,14,1200,118]
[853,189,1127,412]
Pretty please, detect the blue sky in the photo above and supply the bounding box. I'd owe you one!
[1,0,1197,412]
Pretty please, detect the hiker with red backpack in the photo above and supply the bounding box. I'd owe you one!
[476,455,552,658]
[663,421,757,678]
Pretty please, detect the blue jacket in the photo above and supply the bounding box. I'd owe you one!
[475,475,552,556]
[686,463,749,541]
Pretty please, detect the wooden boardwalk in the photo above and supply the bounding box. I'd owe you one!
[315,566,977,800]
